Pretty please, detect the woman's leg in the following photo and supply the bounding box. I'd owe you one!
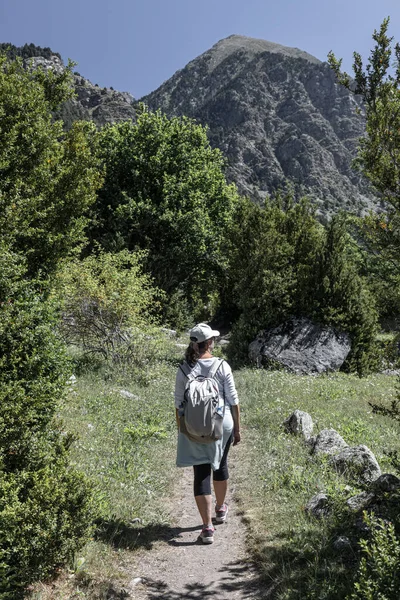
[213,433,233,507]
[193,464,213,526]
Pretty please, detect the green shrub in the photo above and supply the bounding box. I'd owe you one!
[349,512,400,600]
[0,457,96,600]
[54,250,173,373]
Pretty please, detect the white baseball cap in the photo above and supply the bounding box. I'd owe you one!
[189,323,220,343]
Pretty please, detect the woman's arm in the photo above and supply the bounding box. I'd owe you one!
[231,404,241,446]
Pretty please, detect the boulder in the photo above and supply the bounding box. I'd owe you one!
[248,317,351,374]
[333,536,352,553]
[311,429,348,456]
[330,445,381,484]
[283,410,314,440]
[305,493,330,518]
[346,492,376,512]
[372,473,400,493]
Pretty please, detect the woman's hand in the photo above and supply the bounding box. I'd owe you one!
[233,430,241,446]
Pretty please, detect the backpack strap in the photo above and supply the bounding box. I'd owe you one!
[179,361,196,381]
[207,358,224,380]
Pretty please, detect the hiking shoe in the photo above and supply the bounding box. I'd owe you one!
[215,503,229,523]
[198,525,215,544]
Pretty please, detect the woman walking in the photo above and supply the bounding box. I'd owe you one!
[175,323,241,544]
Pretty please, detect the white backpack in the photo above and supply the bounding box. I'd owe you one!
[179,359,225,444]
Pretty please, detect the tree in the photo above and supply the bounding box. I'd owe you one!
[328,18,400,211]
[0,54,102,278]
[328,18,400,321]
[0,53,101,597]
[225,196,378,372]
[225,195,325,364]
[88,105,239,325]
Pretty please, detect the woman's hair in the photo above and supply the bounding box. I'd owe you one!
[185,339,210,365]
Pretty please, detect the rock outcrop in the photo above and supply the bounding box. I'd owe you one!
[24,53,136,128]
[143,35,379,218]
[249,317,351,374]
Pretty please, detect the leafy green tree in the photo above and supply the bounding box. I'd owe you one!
[88,105,239,325]
[328,18,400,322]
[225,195,325,364]
[0,54,102,278]
[314,215,379,374]
[225,197,378,372]
[0,53,101,596]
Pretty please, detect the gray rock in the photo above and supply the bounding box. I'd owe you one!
[372,473,400,493]
[311,429,348,456]
[248,318,351,374]
[330,445,381,484]
[283,410,314,440]
[346,492,376,512]
[143,35,378,219]
[115,389,139,400]
[333,536,352,552]
[305,493,330,518]
[160,328,177,338]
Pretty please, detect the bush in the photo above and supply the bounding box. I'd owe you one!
[0,269,97,596]
[349,512,400,600]
[54,250,173,378]
[0,457,96,600]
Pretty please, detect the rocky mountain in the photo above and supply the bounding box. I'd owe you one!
[6,39,378,216]
[142,35,377,216]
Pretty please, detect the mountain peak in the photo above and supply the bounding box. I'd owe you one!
[207,34,322,71]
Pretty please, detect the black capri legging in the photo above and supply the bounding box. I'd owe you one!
[193,433,233,496]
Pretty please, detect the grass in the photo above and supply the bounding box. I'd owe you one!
[29,358,181,599]
[29,358,400,599]
[232,369,400,599]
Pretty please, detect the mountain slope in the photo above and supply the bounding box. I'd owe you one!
[142,35,376,216]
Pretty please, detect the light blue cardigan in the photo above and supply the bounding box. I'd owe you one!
[174,357,239,470]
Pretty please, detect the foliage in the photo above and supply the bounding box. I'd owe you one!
[0,42,61,61]
[225,195,378,373]
[0,53,102,278]
[328,18,400,211]
[328,19,400,324]
[315,215,379,374]
[349,213,400,321]
[54,250,171,377]
[348,513,400,600]
[0,261,97,598]
[87,105,239,324]
[0,53,102,595]
[225,194,324,363]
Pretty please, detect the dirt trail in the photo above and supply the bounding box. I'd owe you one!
[129,461,261,599]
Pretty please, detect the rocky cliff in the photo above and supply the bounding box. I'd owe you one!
[142,35,377,216]
[26,53,136,128]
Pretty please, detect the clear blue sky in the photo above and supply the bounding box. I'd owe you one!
[0,0,399,99]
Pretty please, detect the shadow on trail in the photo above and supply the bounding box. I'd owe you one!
[142,559,262,599]
[94,518,201,551]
